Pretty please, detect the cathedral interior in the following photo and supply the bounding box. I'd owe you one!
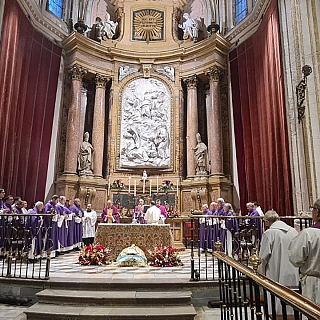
[0,0,319,216]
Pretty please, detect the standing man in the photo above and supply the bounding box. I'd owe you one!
[145,201,161,224]
[56,196,71,253]
[156,199,168,219]
[246,202,263,245]
[43,195,59,256]
[288,198,320,306]
[102,200,120,224]
[69,198,84,251]
[260,210,299,314]
[82,203,97,246]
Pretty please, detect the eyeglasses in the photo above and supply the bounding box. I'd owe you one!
[310,206,319,211]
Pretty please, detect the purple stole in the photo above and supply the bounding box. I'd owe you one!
[312,221,320,229]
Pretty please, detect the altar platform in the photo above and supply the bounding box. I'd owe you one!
[95,223,173,259]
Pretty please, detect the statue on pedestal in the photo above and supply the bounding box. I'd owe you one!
[95,12,118,41]
[78,132,94,175]
[178,13,201,42]
[192,133,208,177]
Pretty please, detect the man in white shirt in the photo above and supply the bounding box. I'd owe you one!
[145,201,161,224]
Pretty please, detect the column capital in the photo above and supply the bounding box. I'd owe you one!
[68,64,87,81]
[206,66,224,82]
[94,74,110,89]
[183,75,198,89]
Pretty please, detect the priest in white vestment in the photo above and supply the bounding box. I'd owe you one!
[259,210,299,314]
[145,201,161,224]
[289,198,320,307]
[82,204,97,246]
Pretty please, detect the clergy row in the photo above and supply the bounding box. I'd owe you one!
[0,188,133,259]
[198,198,264,254]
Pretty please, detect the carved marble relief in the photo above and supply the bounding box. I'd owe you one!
[119,78,171,168]
[155,66,175,82]
[119,65,139,82]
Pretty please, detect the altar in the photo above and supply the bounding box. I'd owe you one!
[94,223,173,259]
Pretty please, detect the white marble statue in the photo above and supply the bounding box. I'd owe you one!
[178,13,201,42]
[120,78,171,168]
[95,12,118,41]
[78,132,94,175]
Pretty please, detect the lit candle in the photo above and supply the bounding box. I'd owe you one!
[134,180,136,197]
[149,180,152,197]
[128,176,131,194]
[156,176,159,192]
[176,180,179,197]
[143,178,146,194]
[108,178,111,196]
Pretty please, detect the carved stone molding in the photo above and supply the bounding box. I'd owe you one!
[183,75,198,89]
[68,64,87,81]
[206,66,224,82]
[94,74,109,89]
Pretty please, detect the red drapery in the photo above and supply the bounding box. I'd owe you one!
[230,0,293,216]
[0,0,62,204]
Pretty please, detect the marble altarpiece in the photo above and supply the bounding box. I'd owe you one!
[56,0,233,215]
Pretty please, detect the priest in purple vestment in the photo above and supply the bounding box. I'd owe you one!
[25,201,44,260]
[156,199,168,218]
[56,196,72,253]
[246,202,263,247]
[43,195,59,254]
[0,189,7,251]
[69,198,84,250]
[102,200,120,224]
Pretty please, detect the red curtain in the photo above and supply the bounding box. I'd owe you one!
[0,0,62,204]
[230,0,293,216]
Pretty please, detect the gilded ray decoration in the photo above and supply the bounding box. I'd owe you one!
[133,9,164,42]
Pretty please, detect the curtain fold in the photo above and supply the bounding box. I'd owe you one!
[230,0,293,215]
[0,0,62,204]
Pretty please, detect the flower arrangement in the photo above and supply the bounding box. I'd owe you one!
[148,246,183,267]
[111,179,126,190]
[158,180,175,193]
[78,244,110,265]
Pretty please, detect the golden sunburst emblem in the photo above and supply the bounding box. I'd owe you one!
[133,9,164,43]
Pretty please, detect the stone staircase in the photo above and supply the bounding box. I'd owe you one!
[17,288,197,319]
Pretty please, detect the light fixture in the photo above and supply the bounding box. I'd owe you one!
[296,65,312,123]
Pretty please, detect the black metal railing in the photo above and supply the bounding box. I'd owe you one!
[187,215,313,281]
[214,250,320,320]
[0,213,53,280]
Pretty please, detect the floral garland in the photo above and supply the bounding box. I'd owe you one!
[148,246,183,267]
[111,179,126,190]
[158,180,175,193]
[78,244,110,265]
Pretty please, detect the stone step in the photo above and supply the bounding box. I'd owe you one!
[24,304,197,320]
[36,289,192,306]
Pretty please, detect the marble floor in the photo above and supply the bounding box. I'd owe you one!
[0,249,221,319]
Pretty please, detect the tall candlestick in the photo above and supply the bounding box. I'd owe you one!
[128,176,131,194]
[156,176,159,192]
[108,178,111,197]
[176,180,179,197]
[143,178,146,194]
[149,180,152,197]
[134,180,136,197]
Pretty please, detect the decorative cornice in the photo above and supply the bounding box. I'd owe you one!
[68,64,87,81]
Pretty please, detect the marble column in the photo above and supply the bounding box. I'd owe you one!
[206,66,223,174]
[184,75,198,178]
[64,64,87,174]
[92,74,109,177]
